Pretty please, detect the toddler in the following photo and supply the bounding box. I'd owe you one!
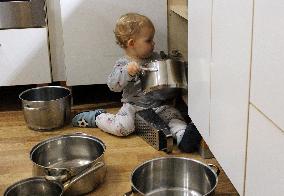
[72,13,201,152]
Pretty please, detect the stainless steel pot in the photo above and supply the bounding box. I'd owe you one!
[124,157,220,196]
[19,86,71,130]
[140,58,187,100]
[4,177,64,196]
[30,133,107,196]
[3,167,105,196]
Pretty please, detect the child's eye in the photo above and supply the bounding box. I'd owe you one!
[146,40,152,43]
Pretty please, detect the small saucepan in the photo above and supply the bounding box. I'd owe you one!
[4,177,64,196]
[3,171,106,196]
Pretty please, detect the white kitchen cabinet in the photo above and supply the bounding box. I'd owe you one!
[0,28,51,86]
[209,0,253,194]
[245,105,284,196]
[188,0,253,194]
[188,0,212,141]
[250,0,284,130]
[46,0,66,82]
[59,0,167,86]
[188,0,284,195]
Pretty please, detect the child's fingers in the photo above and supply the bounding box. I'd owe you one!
[127,62,141,75]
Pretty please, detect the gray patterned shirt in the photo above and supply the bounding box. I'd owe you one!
[107,53,162,108]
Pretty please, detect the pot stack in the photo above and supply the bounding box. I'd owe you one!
[4,133,107,196]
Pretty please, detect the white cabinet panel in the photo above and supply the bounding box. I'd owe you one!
[210,0,253,194]
[188,0,212,140]
[246,105,284,196]
[0,28,51,86]
[250,0,284,130]
[46,0,66,81]
[60,0,167,86]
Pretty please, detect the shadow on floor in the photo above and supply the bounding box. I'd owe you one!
[0,83,122,112]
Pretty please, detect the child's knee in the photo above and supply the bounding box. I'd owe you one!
[116,122,135,136]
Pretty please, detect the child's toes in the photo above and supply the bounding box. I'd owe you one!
[72,112,89,127]
[72,109,106,128]
[72,111,96,127]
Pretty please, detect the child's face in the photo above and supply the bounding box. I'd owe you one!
[132,26,155,59]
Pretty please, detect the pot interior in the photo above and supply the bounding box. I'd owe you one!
[30,135,105,169]
[19,86,71,102]
[4,177,63,196]
[131,157,217,196]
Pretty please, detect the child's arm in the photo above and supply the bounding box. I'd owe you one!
[107,61,138,92]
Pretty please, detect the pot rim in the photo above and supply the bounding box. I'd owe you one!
[129,156,219,196]
[145,58,181,65]
[29,133,106,171]
[4,177,64,196]
[19,86,72,103]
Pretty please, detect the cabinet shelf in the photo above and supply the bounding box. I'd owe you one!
[169,0,188,20]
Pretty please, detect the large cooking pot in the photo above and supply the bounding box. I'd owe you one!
[124,157,220,196]
[30,133,106,195]
[19,86,71,130]
[140,58,187,100]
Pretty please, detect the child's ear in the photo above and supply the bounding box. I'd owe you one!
[127,39,135,47]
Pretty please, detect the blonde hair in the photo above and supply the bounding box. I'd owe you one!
[114,13,155,48]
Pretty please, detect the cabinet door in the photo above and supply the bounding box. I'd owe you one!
[60,0,167,86]
[188,0,212,140]
[46,0,66,82]
[0,28,51,86]
[250,0,284,130]
[210,0,253,194]
[245,105,284,196]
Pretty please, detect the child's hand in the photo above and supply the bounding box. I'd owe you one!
[127,62,141,76]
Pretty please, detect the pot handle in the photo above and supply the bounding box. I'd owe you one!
[123,190,133,196]
[63,161,105,191]
[44,167,72,182]
[208,164,220,176]
[165,134,173,153]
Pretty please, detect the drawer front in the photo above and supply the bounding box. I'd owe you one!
[0,28,51,86]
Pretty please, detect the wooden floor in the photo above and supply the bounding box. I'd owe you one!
[0,85,239,195]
